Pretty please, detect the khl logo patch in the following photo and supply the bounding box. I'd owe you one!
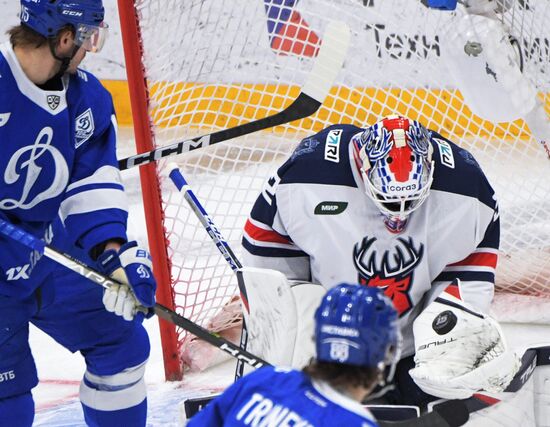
[47,95,61,110]
[75,108,95,148]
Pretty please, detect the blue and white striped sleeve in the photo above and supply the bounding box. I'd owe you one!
[61,113,128,254]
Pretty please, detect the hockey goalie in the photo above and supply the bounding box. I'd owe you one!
[238,107,541,423]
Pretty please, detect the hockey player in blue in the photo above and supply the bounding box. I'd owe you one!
[0,1,155,426]
[187,284,400,427]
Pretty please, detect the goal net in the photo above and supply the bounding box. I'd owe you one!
[118,0,550,380]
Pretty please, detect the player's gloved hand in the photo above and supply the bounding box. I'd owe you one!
[96,241,156,321]
[409,279,520,399]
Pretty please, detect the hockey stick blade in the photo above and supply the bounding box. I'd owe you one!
[0,219,270,370]
[118,21,350,170]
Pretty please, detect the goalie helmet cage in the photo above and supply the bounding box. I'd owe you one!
[118,0,550,381]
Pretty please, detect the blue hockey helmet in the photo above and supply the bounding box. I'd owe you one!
[20,0,108,52]
[315,283,400,369]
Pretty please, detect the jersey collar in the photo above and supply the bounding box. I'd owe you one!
[0,42,68,116]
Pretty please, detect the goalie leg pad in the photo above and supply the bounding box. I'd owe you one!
[241,267,298,367]
[467,378,536,427]
[535,365,550,426]
[289,281,326,368]
[240,267,325,369]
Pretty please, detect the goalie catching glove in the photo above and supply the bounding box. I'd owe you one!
[97,241,156,321]
[409,279,520,399]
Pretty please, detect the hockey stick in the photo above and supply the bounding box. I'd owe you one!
[168,165,243,273]
[0,219,268,370]
[117,20,350,170]
[168,165,250,381]
[378,399,467,427]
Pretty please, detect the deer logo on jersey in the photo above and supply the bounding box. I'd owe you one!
[0,127,69,210]
[353,236,424,316]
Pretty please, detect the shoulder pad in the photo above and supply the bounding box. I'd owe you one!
[277,124,362,187]
[430,131,496,209]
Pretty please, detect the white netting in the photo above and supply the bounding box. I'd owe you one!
[126,0,550,368]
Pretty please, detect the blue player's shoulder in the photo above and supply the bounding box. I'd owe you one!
[68,68,112,104]
[243,365,304,386]
[430,131,496,208]
[278,124,363,187]
[67,68,116,146]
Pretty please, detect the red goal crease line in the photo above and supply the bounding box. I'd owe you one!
[35,379,81,412]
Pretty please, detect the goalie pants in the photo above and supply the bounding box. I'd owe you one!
[0,266,150,427]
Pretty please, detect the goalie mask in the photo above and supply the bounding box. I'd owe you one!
[353,115,434,233]
[315,284,400,377]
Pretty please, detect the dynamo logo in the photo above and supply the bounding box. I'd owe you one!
[1,127,69,210]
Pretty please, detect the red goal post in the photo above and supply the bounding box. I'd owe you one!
[118,0,550,381]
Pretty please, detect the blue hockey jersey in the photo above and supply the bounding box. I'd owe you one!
[0,42,128,297]
[187,366,378,427]
[242,124,499,357]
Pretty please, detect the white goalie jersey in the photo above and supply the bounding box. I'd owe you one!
[242,124,499,357]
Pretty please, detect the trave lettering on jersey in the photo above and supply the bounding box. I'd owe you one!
[187,367,378,426]
[236,392,314,427]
